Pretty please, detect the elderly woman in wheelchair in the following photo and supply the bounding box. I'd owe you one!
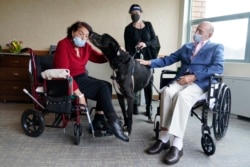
[21,21,129,145]
[138,21,231,165]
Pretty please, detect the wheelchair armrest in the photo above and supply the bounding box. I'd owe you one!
[207,73,224,105]
[212,73,223,78]
[210,73,223,84]
[161,69,177,75]
[160,70,178,89]
[41,69,70,80]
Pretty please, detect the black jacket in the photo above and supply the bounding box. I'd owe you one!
[124,21,158,60]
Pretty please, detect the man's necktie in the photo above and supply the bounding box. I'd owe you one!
[191,42,204,60]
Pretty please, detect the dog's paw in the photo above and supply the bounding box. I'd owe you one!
[123,125,127,131]
[122,127,130,136]
[124,131,129,136]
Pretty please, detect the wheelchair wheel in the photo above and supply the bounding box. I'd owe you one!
[201,133,216,156]
[74,124,82,145]
[154,121,160,140]
[21,109,45,137]
[213,85,231,140]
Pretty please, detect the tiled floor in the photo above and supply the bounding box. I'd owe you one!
[0,100,249,167]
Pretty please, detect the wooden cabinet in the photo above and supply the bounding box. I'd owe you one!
[0,53,31,102]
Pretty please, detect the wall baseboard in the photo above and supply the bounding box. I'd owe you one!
[112,94,159,100]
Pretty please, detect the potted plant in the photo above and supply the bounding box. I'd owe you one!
[6,39,23,53]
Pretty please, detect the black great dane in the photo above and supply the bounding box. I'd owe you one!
[89,32,153,135]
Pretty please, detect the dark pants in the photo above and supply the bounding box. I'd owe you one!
[73,74,116,117]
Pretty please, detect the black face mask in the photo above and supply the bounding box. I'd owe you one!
[131,14,140,22]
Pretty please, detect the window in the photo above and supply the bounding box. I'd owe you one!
[188,0,250,62]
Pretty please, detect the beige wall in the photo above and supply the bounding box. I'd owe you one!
[2,0,247,95]
[0,0,184,95]
[0,0,181,52]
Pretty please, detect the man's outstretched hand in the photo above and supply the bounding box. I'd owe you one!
[136,59,151,66]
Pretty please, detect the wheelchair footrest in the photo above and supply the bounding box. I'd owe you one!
[89,129,113,137]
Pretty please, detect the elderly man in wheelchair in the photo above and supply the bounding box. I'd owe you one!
[137,21,229,165]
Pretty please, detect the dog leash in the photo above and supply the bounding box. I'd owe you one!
[132,49,144,59]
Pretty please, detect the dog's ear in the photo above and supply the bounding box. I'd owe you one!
[119,49,129,56]
[107,42,119,53]
[89,31,95,38]
[117,47,128,56]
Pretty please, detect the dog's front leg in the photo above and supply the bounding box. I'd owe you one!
[116,93,128,129]
[126,93,134,135]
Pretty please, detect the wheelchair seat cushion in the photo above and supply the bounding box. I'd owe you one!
[195,92,216,110]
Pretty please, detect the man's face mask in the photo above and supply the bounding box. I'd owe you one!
[73,36,86,47]
[193,34,202,43]
[131,14,140,22]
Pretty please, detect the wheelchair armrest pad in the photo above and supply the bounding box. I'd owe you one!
[210,73,224,83]
[162,70,177,75]
[212,73,223,78]
[41,69,70,80]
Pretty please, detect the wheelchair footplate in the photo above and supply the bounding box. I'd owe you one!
[88,125,113,137]
[91,129,113,137]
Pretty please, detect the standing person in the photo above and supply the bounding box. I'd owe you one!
[124,4,158,122]
[53,21,129,142]
[138,21,224,165]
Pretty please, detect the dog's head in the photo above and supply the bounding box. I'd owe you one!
[89,32,131,69]
[89,32,122,61]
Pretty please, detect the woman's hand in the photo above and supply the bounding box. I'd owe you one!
[136,42,146,49]
[78,95,87,106]
[74,89,87,106]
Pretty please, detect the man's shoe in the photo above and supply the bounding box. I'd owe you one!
[164,146,183,165]
[147,140,170,155]
[106,118,129,142]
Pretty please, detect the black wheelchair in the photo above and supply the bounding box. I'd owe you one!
[153,69,231,155]
[20,48,94,145]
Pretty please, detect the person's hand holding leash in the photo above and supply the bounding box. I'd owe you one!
[136,42,146,49]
